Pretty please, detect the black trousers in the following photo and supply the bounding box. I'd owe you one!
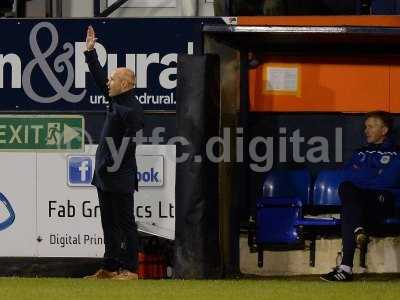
[97,188,138,272]
[339,181,394,267]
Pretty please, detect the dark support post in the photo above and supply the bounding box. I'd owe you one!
[309,239,316,267]
[226,49,250,276]
[174,55,222,279]
[257,245,263,268]
[16,0,26,17]
[45,0,52,17]
[359,240,368,268]
[93,0,101,17]
[55,0,62,17]
[227,0,232,15]
[240,49,254,254]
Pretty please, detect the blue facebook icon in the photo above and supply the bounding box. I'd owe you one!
[68,156,93,185]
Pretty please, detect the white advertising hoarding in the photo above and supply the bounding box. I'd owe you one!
[0,153,37,256]
[36,145,103,257]
[135,146,175,240]
[0,145,175,257]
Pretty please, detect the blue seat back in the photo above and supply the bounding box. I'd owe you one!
[262,169,311,205]
[371,0,398,15]
[313,170,346,206]
[256,197,302,245]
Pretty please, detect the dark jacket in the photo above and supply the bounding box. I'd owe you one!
[85,49,144,193]
[343,137,400,190]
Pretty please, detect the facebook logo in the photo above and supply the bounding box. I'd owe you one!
[136,155,164,187]
[137,168,160,183]
[68,156,93,185]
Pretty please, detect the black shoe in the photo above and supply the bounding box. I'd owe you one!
[320,267,353,282]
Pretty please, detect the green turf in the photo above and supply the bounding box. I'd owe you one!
[1,278,400,300]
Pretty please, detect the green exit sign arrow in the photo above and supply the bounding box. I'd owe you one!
[0,115,84,151]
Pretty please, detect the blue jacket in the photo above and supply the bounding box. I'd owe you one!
[343,138,400,190]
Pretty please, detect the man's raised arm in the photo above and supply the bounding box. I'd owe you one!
[84,26,109,96]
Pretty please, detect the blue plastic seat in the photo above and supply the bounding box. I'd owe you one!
[256,196,303,245]
[313,170,347,206]
[262,169,311,205]
[255,169,341,267]
[257,168,341,247]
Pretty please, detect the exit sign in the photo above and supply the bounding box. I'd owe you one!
[0,115,84,151]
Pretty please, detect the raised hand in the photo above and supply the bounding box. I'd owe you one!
[86,25,97,51]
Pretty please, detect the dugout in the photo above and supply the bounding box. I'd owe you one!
[190,16,400,276]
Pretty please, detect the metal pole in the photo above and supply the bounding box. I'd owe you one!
[227,0,232,15]
[93,0,101,17]
[55,0,62,17]
[239,50,255,261]
[45,0,53,17]
[16,0,26,17]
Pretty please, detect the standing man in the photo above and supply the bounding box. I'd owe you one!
[321,111,400,281]
[84,26,144,280]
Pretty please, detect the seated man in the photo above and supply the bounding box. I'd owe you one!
[321,111,400,282]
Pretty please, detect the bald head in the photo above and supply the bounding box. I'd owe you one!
[115,68,135,87]
[107,67,136,97]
